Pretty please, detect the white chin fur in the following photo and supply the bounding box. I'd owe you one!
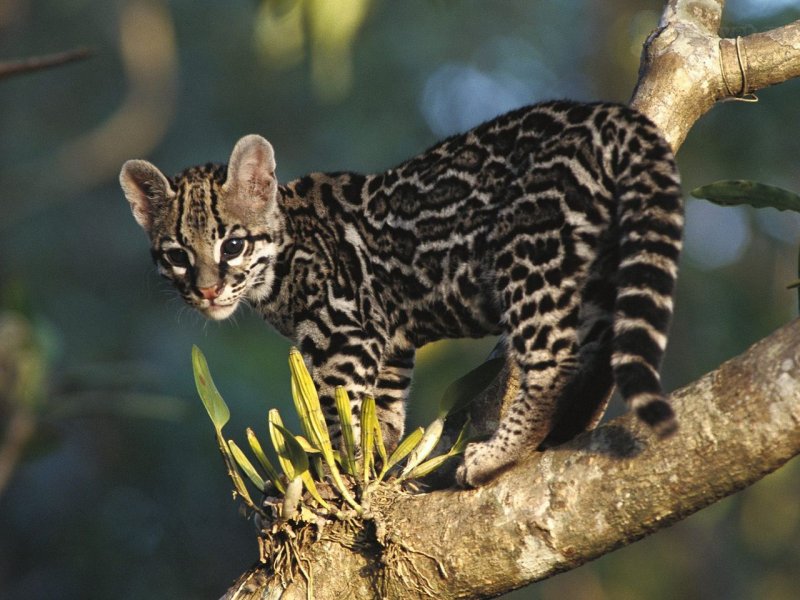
[201,302,239,320]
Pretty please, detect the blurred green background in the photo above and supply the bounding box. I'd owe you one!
[1,0,799,598]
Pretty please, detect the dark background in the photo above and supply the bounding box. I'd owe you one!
[1,1,799,598]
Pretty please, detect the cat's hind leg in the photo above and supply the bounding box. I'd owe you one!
[457,267,583,487]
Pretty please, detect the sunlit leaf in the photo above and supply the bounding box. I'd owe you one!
[400,417,444,478]
[298,469,330,510]
[192,345,230,431]
[269,410,304,479]
[369,395,387,466]
[379,426,423,480]
[400,419,472,481]
[335,386,357,475]
[294,435,322,454]
[288,348,335,462]
[229,439,266,492]
[691,180,800,212]
[360,395,377,483]
[404,453,456,480]
[246,428,285,494]
[215,430,258,511]
[288,349,360,511]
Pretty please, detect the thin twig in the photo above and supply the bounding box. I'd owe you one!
[0,47,92,80]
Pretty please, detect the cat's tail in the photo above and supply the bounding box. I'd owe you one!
[610,109,683,437]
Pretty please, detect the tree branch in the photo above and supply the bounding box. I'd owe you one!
[0,47,92,80]
[225,319,800,599]
[631,1,800,149]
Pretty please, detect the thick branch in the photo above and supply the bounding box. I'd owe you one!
[227,319,800,599]
[632,2,800,149]
[735,21,800,92]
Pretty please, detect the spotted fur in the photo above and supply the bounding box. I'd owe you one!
[120,100,683,487]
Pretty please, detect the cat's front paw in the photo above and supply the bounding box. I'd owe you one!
[455,441,516,488]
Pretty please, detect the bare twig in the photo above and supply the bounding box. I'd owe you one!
[0,47,92,81]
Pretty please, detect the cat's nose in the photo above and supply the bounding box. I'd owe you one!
[199,285,223,300]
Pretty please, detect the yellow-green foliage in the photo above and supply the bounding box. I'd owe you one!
[191,345,480,519]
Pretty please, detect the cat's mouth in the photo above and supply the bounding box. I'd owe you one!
[199,300,239,320]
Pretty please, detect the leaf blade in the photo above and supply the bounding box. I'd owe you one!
[379,426,424,480]
[246,428,285,494]
[229,439,267,492]
[691,180,800,212]
[192,345,230,431]
[335,386,357,475]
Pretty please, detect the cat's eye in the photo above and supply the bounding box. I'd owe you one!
[164,248,190,268]
[221,238,246,260]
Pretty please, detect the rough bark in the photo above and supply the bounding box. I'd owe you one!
[225,320,800,600]
[631,1,800,149]
[224,2,800,598]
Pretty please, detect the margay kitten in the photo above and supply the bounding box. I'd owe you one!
[120,101,683,486]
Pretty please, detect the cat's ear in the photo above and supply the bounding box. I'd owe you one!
[223,135,278,206]
[119,160,175,231]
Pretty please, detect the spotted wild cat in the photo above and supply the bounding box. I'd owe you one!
[120,100,682,486]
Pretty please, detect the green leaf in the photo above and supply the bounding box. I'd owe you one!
[268,410,309,480]
[449,418,472,455]
[288,350,360,511]
[400,417,444,478]
[294,435,322,454]
[298,469,330,510]
[360,395,377,483]
[438,356,504,418]
[270,422,330,509]
[368,395,387,466]
[379,426,423,480]
[691,180,800,213]
[288,348,333,454]
[214,430,259,512]
[192,345,230,431]
[335,386,357,475]
[246,428,285,494]
[404,453,456,480]
[692,180,800,310]
[229,439,267,492]
[401,419,472,481]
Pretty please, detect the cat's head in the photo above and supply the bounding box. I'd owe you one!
[120,135,284,320]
